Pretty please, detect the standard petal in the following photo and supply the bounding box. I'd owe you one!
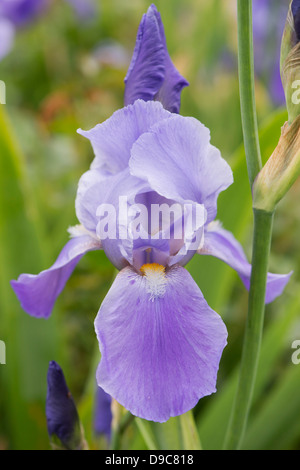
[76,167,150,268]
[124,5,165,107]
[95,265,227,422]
[78,100,171,174]
[11,233,102,318]
[199,222,292,304]
[129,114,233,223]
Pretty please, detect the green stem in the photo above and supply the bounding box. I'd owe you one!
[224,209,274,449]
[180,411,202,450]
[237,0,262,187]
[110,411,135,450]
[135,419,158,450]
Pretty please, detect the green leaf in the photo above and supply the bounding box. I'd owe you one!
[179,411,202,450]
[0,105,59,449]
[243,363,300,450]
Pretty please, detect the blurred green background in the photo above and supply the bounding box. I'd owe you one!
[0,0,299,450]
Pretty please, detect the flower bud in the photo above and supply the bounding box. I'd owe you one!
[46,361,87,450]
[281,1,300,122]
[253,115,300,211]
[94,386,112,442]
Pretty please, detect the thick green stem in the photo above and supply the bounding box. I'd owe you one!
[237,0,262,187]
[224,209,274,449]
[223,0,273,450]
[180,411,202,450]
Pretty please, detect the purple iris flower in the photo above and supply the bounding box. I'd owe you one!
[0,0,49,60]
[0,0,94,61]
[94,386,112,441]
[46,361,83,450]
[0,0,49,28]
[11,4,292,423]
[252,0,289,106]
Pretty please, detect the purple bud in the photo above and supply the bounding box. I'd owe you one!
[94,386,112,441]
[46,361,84,450]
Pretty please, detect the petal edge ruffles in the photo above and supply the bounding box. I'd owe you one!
[95,265,227,422]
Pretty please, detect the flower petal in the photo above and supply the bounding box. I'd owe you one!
[76,167,150,268]
[124,5,165,107]
[124,4,188,113]
[95,265,227,422]
[153,8,189,113]
[11,233,101,318]
[129,114,233,223]
[199,222,292,304]
[77,100,171,174]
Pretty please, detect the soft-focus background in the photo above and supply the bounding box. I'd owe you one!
[1,0,300,450]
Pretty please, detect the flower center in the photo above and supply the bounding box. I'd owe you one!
[140,263,167,301]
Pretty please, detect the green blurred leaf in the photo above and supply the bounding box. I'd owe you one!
[243,362,300,450]
[0,105,60,449]
[179,411,202,450]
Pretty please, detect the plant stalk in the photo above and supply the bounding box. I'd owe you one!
[224,209,274,449]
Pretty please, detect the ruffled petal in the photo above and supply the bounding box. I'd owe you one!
[77,100,171,174]
[129,114,233,223]
[199,222,292,304]
[76,167,150,268]
[95,265,227,422]
[11,233,102,318]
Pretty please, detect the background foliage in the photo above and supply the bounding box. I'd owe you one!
[0,0,299,450]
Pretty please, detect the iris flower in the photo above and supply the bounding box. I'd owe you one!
[0,0,49,28]
[0,0,49,59]
[11,4,292,423]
